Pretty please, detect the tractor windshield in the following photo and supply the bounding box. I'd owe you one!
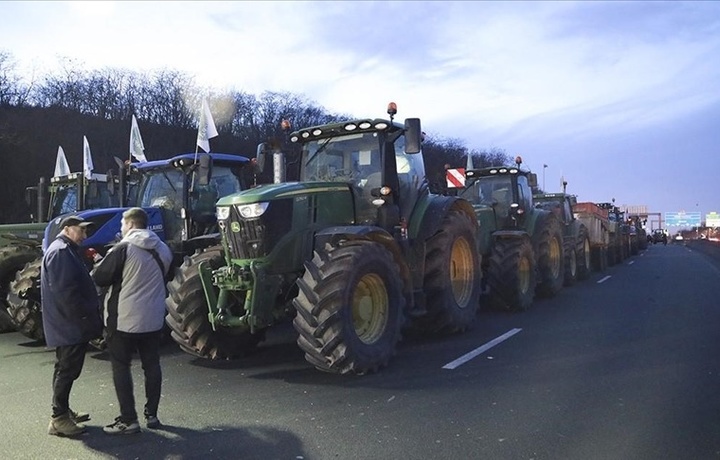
[301,131,425,195]
[460,176,513,208]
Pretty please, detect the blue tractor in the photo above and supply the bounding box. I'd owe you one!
[6,152,251,342]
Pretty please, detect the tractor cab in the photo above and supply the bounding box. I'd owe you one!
[131,153,250,244]
[25,171,124,223]
[288,116,425,230]
[460,161,536,232]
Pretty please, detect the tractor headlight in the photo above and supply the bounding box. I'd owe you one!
[238,202,269,219]
[216,206,231,220]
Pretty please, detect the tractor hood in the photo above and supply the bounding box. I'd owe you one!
[217,181,351,206]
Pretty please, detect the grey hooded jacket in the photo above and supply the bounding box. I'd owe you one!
[92,228,173,334]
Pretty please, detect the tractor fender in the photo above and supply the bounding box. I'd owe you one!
[313,225,410,286]
[523,207,550,236]
[410,195,478,243]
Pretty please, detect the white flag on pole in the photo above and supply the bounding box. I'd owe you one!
[83,136,94,180]
[130,115,148,163]
[196,98,218,153]
[54,146,71,177]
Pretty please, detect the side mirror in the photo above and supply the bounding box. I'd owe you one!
[404,118,422,154]
[255,143,268,173]
[107,169,116,195]
[527,173,538,188]
[197,153,212,186]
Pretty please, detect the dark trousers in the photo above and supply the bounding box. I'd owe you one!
[107,330,162,423]
[52,343,88,418]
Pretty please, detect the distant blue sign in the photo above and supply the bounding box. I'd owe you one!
[665,211,701,227]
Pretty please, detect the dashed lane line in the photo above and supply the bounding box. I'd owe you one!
[597,275,612,283]
[442,328,522,370]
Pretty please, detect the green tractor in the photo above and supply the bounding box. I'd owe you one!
[533,185,592,285]
[165,103,482,374]
[0,170,124,332]
[457,158,565,311]
[597,202,629,265]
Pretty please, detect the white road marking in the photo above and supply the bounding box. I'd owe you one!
[442,328,522,370]
[597,275,611,283]
[627,260,635,265]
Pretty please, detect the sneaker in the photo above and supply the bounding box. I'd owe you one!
[103,418,140,435]
[69,409,90,424]
[48,413,86,437]
[145,415,160,429]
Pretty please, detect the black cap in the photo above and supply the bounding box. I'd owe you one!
[60,216,94,229]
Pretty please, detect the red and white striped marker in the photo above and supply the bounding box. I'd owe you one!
[446,168,466,188]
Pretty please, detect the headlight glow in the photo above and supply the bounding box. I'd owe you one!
[238,202,269,219]
[216,206,231,220]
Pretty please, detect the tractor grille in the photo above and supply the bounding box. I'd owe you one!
[222,199,293,259]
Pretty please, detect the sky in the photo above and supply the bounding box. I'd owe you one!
[1,1,719,227]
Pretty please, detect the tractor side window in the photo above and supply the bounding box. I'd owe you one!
[52,185,78,217]
[516,176,532,210]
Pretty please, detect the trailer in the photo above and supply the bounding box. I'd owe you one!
[573,202,610,271]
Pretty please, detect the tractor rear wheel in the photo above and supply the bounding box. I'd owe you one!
[415,210,480,333]
[0,245,41,332]
[576,226,591,280]
[488,237,536,312]
[533,213,564,298]
[165,246,265,360]
[293,240,404,375]
[7,258,44,342]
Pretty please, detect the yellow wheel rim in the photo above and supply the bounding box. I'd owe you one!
[352,273,389,344]
[549,237,562,278]
[450,236,475,307]
[518,253,531,294]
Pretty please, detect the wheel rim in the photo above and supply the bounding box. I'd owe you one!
[450,236,475,308]
[583,238,591,268]
[549,237,562,278]
[518,253,532,294]
[352,273,389,345]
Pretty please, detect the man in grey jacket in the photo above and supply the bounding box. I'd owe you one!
[92,207,173,435]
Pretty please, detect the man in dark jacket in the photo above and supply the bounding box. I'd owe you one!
[92,207,173,435]
[42,215,103,437]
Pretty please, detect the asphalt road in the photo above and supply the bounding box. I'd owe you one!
[2,241,720,460]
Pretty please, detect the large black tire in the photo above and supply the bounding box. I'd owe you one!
[414,209,481,333]
[0,245,41,332]
[487,237,536,312]
[533,213,564,298]
[563,240,578,287]
[165,246,265,360]
[576,226,592,281]
[293,240,404,375]
[7,257,44,342]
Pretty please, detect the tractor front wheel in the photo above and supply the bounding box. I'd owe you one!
[576,226,592,281]
[165,246,265,360]
[415,209,481,333]
[0,245,41,332]
[7,258,44,342]
[488,237,536,312]
[293,240,404,375]
[533,214,565,298]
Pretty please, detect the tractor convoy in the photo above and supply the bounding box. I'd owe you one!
[2,103,651,375]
